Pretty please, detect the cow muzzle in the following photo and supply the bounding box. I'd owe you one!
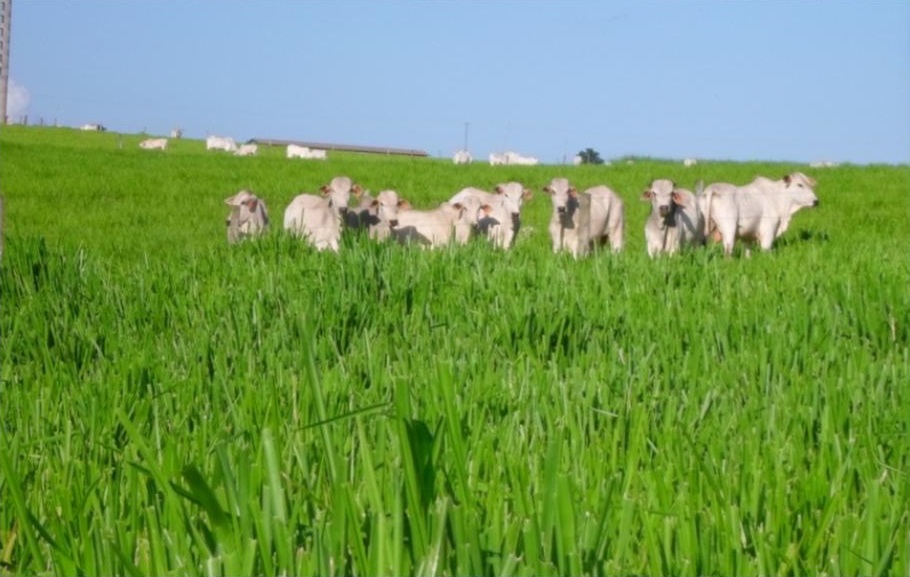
[658,205,671,218]
[389,219,399,228]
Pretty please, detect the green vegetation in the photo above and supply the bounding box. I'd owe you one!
[1,125,908,576]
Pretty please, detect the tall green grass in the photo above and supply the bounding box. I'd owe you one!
[1,125,908,576]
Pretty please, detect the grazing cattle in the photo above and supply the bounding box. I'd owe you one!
[206,135,238,152]
[504,151,539,166]
[585,184,625,252]
[572,155,583,166]
[543,177,591,259]
[225,190,270,244]
[683,158,698,167]
[809,160,838,168]
[139,138,168,151]
[170,128,183,139]
[234,143,258,156]
[365,189,408,241]
[80,123,106,132]
[450,182,532,249]
[453,150,473,165]
[287,144,327,160]
[702,172,819,256]
[283,176,362,252]
[392,202,473,248]
[641,179,705,258]
[489,152,507,166]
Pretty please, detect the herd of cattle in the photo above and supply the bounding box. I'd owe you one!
[137,135,329,160]
[225,172,820,257]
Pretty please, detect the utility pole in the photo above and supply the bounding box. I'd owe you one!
[463,121,470,152]
[0,0,10,124]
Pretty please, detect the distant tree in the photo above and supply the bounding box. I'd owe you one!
[577,148,604,165]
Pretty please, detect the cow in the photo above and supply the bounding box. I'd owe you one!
[365,189,408,241]
[170,128,183,139]
[139,138,168,151]
[683,158,698,167]
[504,151,539,166]
[392,202,473,248]
[584,184,625,252]
[287,144,327,160]
[572,155,583,166]
[283,176,362,252]
[225,190,269,244]
[206,135,238,152]
[234,143,258,156]
[450,182,532,249]
[543,177,591,259]
[453,150,473,165]
[701,172,819,256]
[80,123,106,132]
[641,179,705,258]
[489,152,507,166]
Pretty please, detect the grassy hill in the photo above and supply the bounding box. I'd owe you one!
[1,125,908,576]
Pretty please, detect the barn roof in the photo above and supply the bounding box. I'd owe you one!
[249,138,428,157]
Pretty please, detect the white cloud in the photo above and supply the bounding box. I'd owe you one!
[7,78,30,119]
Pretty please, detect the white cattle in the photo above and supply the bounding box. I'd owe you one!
[283,176,362,252]
[572,155,583,166]
[366,189,408,241]
[206,135,238,152]
[683,158,698,167]
[287,144,327,160]
[234,143,258,156]
[450,182,532,248]
[139,138,168,151]
[225,190,270,244]
[392,202,473,248]
[584,184,625,252]
[809,160,838,168]
[504,151,539,166]
[641,179,705,258]
[453,150,473,165]
[543,177,592,259]
[170,128,183,139]
[702,172,819,256]
[80,123,105,132]
[489,152,507,166]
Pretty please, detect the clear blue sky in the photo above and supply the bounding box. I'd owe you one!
[8,1,910,164]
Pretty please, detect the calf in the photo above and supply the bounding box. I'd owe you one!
[392,202,472,248]
[139,138,168,151]
[543,177,592,258]
[283,176,362,252]
[641,179,705,257]
[585,184,625,252]
[450,182,532,249]
[225,190,269,243]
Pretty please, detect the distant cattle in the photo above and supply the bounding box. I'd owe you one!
[225,190,270,244]
[809,160,838,168]
[234,143,258,157]
[287,144,327,160]
[206,135,238,152]
[543,177,592,259]
[584,184,625,252]
[283,176,362,252]
[139,138,168,151]
[489,153,507,166]
[170,128,183,139]
[489,151,538,166]
[683,158,698,167]
[392,202,473,248]
[80,123,106,132]
[572,155,583,166]
[453,150,472,165]
[702,172,819,256]
[641,179,705,257]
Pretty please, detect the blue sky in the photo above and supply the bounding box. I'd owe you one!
[8,1,910,164]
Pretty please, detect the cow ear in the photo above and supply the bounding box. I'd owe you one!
[494,185,504,194]
[542,186,552,194]
[783,174,792,185]
[370,199,379,207]
[398,198,410,209]
[641,190,653,201]
[320,185,331,196]
[522,188,533,200]
[568,187,578,198]
[352,184,363,197]
[671,191,684,205]
[248,199,259,212]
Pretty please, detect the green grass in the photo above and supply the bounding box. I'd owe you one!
[1,124,909,576]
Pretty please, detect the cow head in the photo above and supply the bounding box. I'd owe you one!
[544,178,579,227]
[225,190,268,243]
[643,179,678,220]
[782,172,820,208]
[371,189,405,229]
[321,175,359,215]
[494,181,531,216]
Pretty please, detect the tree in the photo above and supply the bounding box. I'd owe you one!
[576,147,604,165]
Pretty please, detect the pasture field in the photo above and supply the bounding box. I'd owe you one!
[1,125,908,576]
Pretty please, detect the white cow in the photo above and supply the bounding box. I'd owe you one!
[139,138,168,151]
[80,123,105,132]
[450,182,532,248]
[287,144,327,160]
[585,184,625,252]
[683,158,698,167]
[283,176,362,252]
[504,151,539,166]
[489,152,507,166]
[543,177,592,259]
[572,155,583,166]
[453,150,473,165]
[170,128,183,139]
[206,135,238,152]
[234,143,258,156]
[702,172,819,256]
[641,179,705,258]
[392,202,473,248]
[225,190,270,244]
[366,189,408,241]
